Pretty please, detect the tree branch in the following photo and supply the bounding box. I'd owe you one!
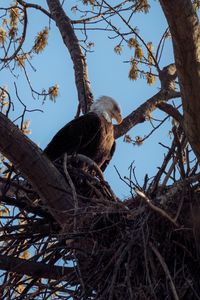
[46,0,93,113]
[0,112,74,228]
[157,102,183,125]
[0,254,75,281]
[114,89,180,139]
[17,0,52,18]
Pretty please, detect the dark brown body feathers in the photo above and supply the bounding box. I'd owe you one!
[44,112,116,171]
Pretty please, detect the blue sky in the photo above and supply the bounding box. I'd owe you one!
[1,0,177,196]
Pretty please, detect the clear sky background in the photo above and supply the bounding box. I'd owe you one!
[1,0,177,197]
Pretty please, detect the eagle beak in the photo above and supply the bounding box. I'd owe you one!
[116,114,123,124]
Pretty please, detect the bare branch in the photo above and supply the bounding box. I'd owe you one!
[0,254,75,281]
[17,0,52,18]
[115,89,180,139]
[157,102,183,125]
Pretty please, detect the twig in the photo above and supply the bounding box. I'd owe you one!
[150,140,176,193]
[109,242,132,300]
[63,154,78,231]
[0,6,28,63]
[150,243,179,300]
[142,226,157,299]
[135,189,179,227]
[161,157,178,187]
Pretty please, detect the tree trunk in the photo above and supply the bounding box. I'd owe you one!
[159,0,200,161]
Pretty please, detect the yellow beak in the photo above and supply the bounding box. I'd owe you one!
[116,114,123,124]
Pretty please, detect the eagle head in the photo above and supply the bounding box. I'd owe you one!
[90,96,123,124]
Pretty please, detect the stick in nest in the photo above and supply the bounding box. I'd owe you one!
[63,153,78,231]
[135,189,179,227]
[150,242,179,300]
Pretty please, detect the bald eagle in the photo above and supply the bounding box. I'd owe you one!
[44,96,122,171]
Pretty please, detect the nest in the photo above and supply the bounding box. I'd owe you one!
[66,178,200,300]
[0,153,200,299]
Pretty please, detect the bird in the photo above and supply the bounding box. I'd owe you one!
[44,96,123,171]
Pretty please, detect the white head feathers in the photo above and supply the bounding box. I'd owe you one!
[90,96,122,124]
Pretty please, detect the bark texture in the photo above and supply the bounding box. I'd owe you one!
[160,0,200,161]
[47,0,93,113]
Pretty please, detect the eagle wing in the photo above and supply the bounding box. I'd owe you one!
[100,141,116,171]
[44,112,102,161]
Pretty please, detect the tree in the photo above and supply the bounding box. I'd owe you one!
[0,0,200,299]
